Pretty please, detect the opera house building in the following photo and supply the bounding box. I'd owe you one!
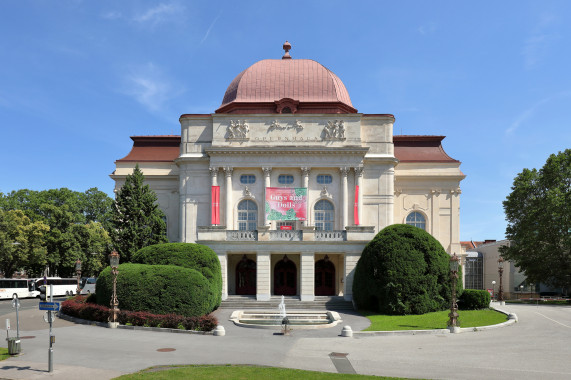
[112,42,465,302]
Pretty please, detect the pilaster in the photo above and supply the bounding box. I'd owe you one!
[300,252,315,302]
[256,251,271,301]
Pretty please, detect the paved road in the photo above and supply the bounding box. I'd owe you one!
[0,302,570,380]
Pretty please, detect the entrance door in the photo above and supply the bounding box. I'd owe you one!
[274,255,297,296]
[315,258,335,296]
[236,256,256,295]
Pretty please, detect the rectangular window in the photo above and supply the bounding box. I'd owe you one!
[317,174,333,184]
[240,175,256,184]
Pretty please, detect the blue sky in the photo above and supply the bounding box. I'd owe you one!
[1,1,570,241]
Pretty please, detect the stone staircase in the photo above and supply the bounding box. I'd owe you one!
[218,295,354,311]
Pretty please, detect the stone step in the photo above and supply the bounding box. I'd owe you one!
[218,296,354,311]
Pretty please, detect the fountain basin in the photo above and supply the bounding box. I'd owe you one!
[229,310,342,329]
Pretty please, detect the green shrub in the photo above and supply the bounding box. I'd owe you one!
[132,243,222,308]
[352,224,462,315]
[96,263,216,317]
[459,289,491,310]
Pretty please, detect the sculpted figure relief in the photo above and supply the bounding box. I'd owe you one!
[228,120,249,139]
[324,120,346,140]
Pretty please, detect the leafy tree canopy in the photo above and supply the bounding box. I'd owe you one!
[500,149,571,288]
[109,165,168,262]
[0,188,113,277]
[0,209,49,277]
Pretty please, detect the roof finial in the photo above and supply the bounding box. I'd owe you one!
[282,41,292,59]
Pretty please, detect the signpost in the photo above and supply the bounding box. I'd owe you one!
[38,284,56,372]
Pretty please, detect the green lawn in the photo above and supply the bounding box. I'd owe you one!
[0,348,10,361]
[114,365,408,379]
[361,309,507,331]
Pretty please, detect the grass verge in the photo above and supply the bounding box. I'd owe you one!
[114,364,409,379]
[361,308,507,331]
[0,348,10,361]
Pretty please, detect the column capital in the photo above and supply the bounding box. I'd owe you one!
[224,167,233,177]
[262,167,272,177]
[354,166,364,177]
[300,167,311,176]
[209,167,219,176]
[339,167,350,176]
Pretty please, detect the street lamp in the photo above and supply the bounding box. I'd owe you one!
[108,251,120,328]
[75,259,82,296]
[492,280,496,300]
[529,283,534,300]
[448,252,460,332]
[498,257,505,304]
[519,284,524,299]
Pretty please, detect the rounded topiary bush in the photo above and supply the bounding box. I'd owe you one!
[96,263,215,317]
[132,243,222,308]
[459,289,491,310]
[353,224,460,315]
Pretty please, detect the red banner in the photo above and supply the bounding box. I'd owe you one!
[211,186,220,225]
[354,185,359,225]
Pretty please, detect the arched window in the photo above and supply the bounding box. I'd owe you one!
[238,200,257,230]
[406,212,426,230]
[314,200,334,231]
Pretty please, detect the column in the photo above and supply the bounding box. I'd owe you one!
[301,167,310,225]
[256,251,271,301]
[262,167,272,226]
[224,167,233,229]
[300,252,315,302]
[218,252,228,301]
[340,167,349,229]
[343,252,360,301]
[179,167,188,242]
[354,166,363,225]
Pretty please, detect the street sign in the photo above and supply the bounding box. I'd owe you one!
[39,302,60,312]
[43,311,56,323]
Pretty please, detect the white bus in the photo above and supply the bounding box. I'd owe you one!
[80,277,97,295]
[0,278,38,299]
[34,277,78,297]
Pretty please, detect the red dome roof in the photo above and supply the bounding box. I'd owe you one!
[216,59,356,114]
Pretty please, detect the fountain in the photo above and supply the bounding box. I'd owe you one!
[229,296,342,330]
[278,295,290,335]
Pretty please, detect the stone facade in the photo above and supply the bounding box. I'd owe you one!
[111,47,465,302]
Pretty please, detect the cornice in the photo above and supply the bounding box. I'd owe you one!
[204,146,369,156]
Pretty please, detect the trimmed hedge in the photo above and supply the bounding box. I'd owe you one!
[61,296,217,331]
[353,224,462,315]
[459,289,491,310]
[132,243,222,307]
[96,263,216,317]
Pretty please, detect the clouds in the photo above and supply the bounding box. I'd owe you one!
[120,63,184,113]
[133,2,183,26]
[101,2,184,27]
[522,12,560,69]
[201,11,222,44]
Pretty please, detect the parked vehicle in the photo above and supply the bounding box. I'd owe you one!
[80,277,97,295]
[34,277,78,297]
[0,278,38,299]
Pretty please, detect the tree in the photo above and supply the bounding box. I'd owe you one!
[0,210,49,277]
[501,149,571,288]
[109,165,168,262]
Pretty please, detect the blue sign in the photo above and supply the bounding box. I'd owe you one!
[39,302,60,311]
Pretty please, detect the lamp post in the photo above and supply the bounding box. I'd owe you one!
[519,284,524,299]
[498,257,505,305]
[529,283,534,300]
[492,280,496,300]
[448,252,460,333]
[75,259,82,296]
[108,251,120,328]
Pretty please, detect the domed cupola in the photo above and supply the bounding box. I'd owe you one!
[216,41,357,114]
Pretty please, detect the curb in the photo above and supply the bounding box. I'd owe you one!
[58,313,213,335]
